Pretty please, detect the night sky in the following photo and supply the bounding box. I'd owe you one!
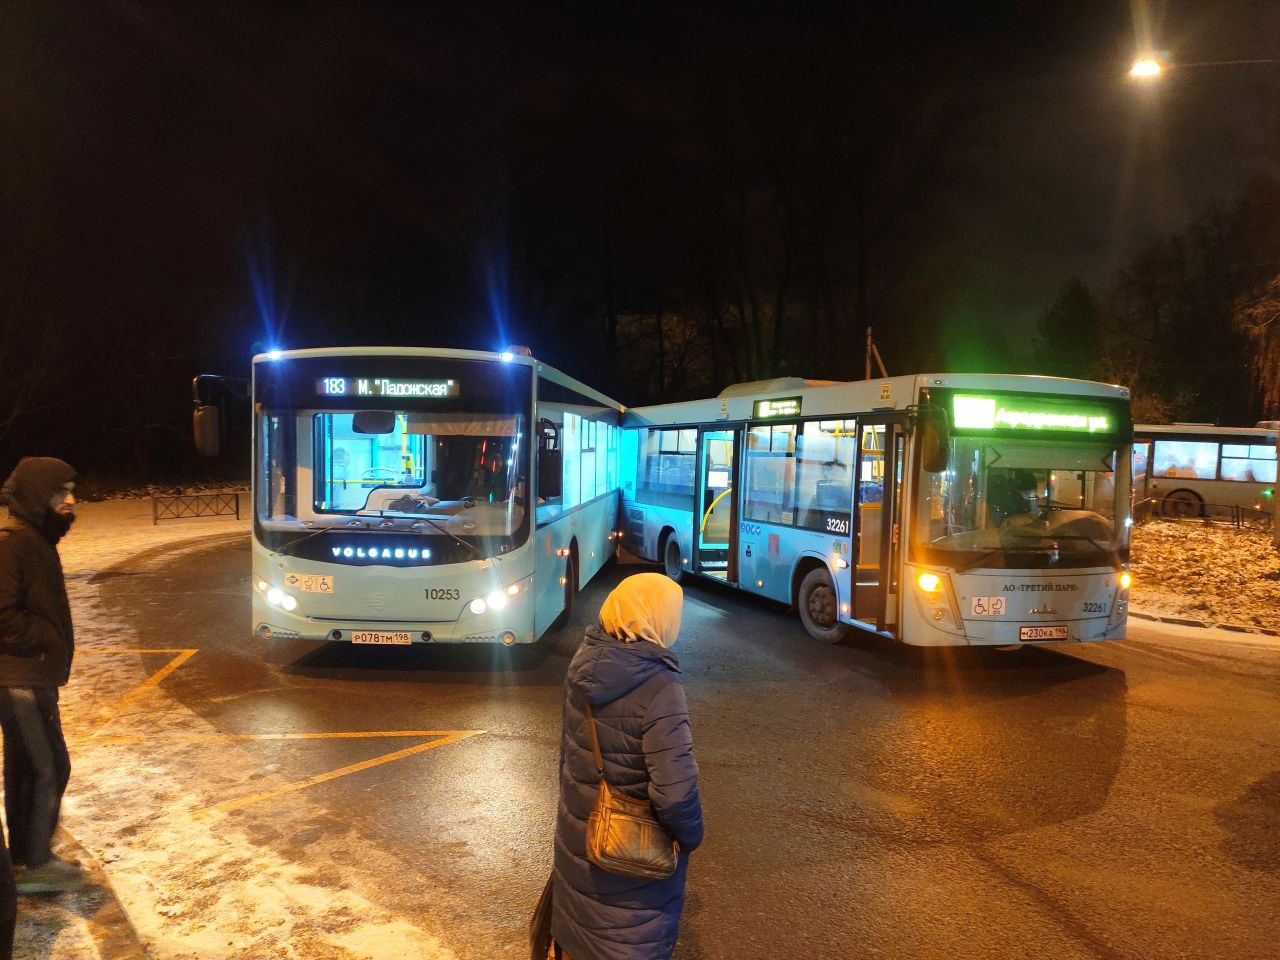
[3,2,1279,470]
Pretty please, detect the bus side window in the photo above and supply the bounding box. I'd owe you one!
[744,424,797,525]
[794,420,855,532]
[1153,439,1218,480]
[1220,443,1278,482]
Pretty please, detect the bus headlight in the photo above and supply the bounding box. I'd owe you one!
[266,587,284,606]
[917,572,942,593]
[469,578,528,617]
[281,594,298,612]
[255,578,270,593]
[1119,571,1132,590]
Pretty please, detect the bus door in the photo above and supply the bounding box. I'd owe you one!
[853,415,908,631]
[694,428,739,582]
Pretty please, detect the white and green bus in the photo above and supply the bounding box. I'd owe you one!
[620,374,1134,646]
[1133,422,1277,518]
[243,346,621,645]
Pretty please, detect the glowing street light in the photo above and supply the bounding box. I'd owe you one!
[1130,56,1164,79]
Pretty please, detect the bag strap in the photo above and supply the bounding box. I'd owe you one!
[585,701,604,777]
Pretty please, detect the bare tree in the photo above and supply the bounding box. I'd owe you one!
[1233,274,1280,418]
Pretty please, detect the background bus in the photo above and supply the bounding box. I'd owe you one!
[1133,423,1277,518]
[242,346,621,645]
[620,374,1133,647]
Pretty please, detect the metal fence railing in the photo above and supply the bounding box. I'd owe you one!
[1133,496,1273,531]
[152,492,241,525]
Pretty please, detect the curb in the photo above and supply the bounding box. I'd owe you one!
[1129,608,1280,637]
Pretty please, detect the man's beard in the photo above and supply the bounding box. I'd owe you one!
[40,510,75,543]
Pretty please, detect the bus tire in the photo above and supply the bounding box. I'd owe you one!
[663,535,684,583]
[553,554,576,628]
[797,568,848,644]
[1161,489,1203,518]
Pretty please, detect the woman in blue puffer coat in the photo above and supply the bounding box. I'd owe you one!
[551,573,703,960]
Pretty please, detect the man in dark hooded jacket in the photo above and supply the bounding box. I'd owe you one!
[0,457,83,904]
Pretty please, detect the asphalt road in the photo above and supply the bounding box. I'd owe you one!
[90,534,1278,960]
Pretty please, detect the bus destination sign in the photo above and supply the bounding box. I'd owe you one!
[317,377,460,398]
[953,394,1111,434]
[754,396,802,419]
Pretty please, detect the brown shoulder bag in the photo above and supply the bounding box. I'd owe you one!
[584,702,678,880]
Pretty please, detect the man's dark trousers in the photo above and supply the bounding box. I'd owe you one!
[0,688,70,870]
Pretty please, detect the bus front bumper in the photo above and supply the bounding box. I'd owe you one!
[252,597,536,645]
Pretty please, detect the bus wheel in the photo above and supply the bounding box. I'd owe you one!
[663,536,684,582]
[553,554,576,628]
[1161,490,1203,518]
[798,568,848,644]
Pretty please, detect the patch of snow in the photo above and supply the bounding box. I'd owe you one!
[1130,521,1280,631]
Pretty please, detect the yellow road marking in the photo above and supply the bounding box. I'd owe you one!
[112,649,197,708]
[196,730,485,817]
[75,648,198,737]
[79,730,478,746]
[72,648,487,818]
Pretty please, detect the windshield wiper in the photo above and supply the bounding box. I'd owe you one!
[276,521,362,557]
[412,515,482,559]
[1041,533,1114,554]
[954,539,1070,574]
[954,547,1009,573]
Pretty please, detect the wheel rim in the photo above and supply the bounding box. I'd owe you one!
[807,583,837,629]
[665,541,680,576]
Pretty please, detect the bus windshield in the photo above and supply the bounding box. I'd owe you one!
[254,356,531,560]
[913,437,1123,569]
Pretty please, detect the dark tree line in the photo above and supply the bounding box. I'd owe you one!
[8,3,1267,483]
[1033,176,1280,424]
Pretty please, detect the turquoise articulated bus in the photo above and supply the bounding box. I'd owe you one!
[620,374,1134,647]
[247,346,622,645]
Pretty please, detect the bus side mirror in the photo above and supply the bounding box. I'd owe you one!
[352,410,396,434]
[921,407,950,474]
[194,405,221,457]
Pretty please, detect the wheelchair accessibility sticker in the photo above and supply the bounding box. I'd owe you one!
[969,596,1007,616]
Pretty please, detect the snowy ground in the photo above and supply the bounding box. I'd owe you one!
[1130,520,1280,632]
[16,499,456,960]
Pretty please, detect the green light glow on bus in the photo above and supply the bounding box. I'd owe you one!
[953,395,1111,433]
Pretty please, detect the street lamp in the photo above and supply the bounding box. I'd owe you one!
[1129,53,1280,80]
[1129,56,1164,79]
